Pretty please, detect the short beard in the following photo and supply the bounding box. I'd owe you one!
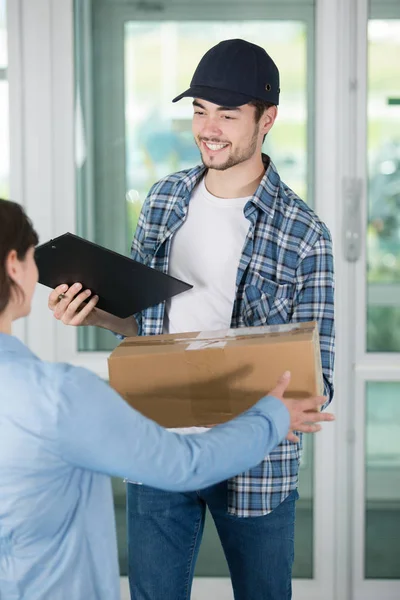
[197,124,259,171]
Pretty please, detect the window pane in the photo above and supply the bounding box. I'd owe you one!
[365,382,400,578]
[367,20,400,352]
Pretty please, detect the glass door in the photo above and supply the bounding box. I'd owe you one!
[74,1,321,597]
[352,2,400,599]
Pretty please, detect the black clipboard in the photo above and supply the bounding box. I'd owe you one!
[35,233,192,318]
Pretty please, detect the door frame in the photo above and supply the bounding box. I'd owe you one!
[351,1,400,599]
[8,1,400,599]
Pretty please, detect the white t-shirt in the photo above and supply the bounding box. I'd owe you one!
[164,177,251,434]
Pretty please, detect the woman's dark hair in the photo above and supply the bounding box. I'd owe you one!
[0,199,39,314]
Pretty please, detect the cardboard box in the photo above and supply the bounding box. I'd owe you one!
[108,321,324,428]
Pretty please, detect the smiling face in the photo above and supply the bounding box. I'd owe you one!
[192,98,271,172]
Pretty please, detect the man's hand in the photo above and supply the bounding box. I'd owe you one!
[48,283,100,327]
[48,283,138,337]
[269,371,334,443]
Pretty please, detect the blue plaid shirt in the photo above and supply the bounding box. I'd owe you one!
[130,155,335,517]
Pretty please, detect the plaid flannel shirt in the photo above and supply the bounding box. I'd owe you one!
[130,155,335,517]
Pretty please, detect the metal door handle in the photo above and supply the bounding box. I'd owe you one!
[343,177,362,262]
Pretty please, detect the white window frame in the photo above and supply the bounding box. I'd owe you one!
[351,1,400,599]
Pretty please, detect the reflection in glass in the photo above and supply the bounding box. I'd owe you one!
[365,382,400,578]
[367,21,400,352]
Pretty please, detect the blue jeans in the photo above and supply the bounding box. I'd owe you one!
[127,482,298,600]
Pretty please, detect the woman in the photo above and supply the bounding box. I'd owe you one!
[0,199,333,600]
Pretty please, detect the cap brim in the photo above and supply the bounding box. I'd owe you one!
[172,85,254,107]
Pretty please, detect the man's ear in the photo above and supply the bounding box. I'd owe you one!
[260,105,278,136]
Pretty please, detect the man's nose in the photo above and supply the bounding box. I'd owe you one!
[200,116,223,139]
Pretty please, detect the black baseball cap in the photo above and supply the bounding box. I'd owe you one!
[172,39,280,107]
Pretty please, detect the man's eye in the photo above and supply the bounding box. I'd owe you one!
[194,111,205,115]
[223,115,234,120]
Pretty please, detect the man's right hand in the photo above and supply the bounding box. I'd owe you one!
[269,371,334,443]
[48,283,138,337]
[48,283,100,327]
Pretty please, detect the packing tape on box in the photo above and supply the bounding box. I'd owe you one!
[185,326,301,350]
[185,325,311,350]
[186,330,229,351]
[120,323,316,350]
[186,337,233,422]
